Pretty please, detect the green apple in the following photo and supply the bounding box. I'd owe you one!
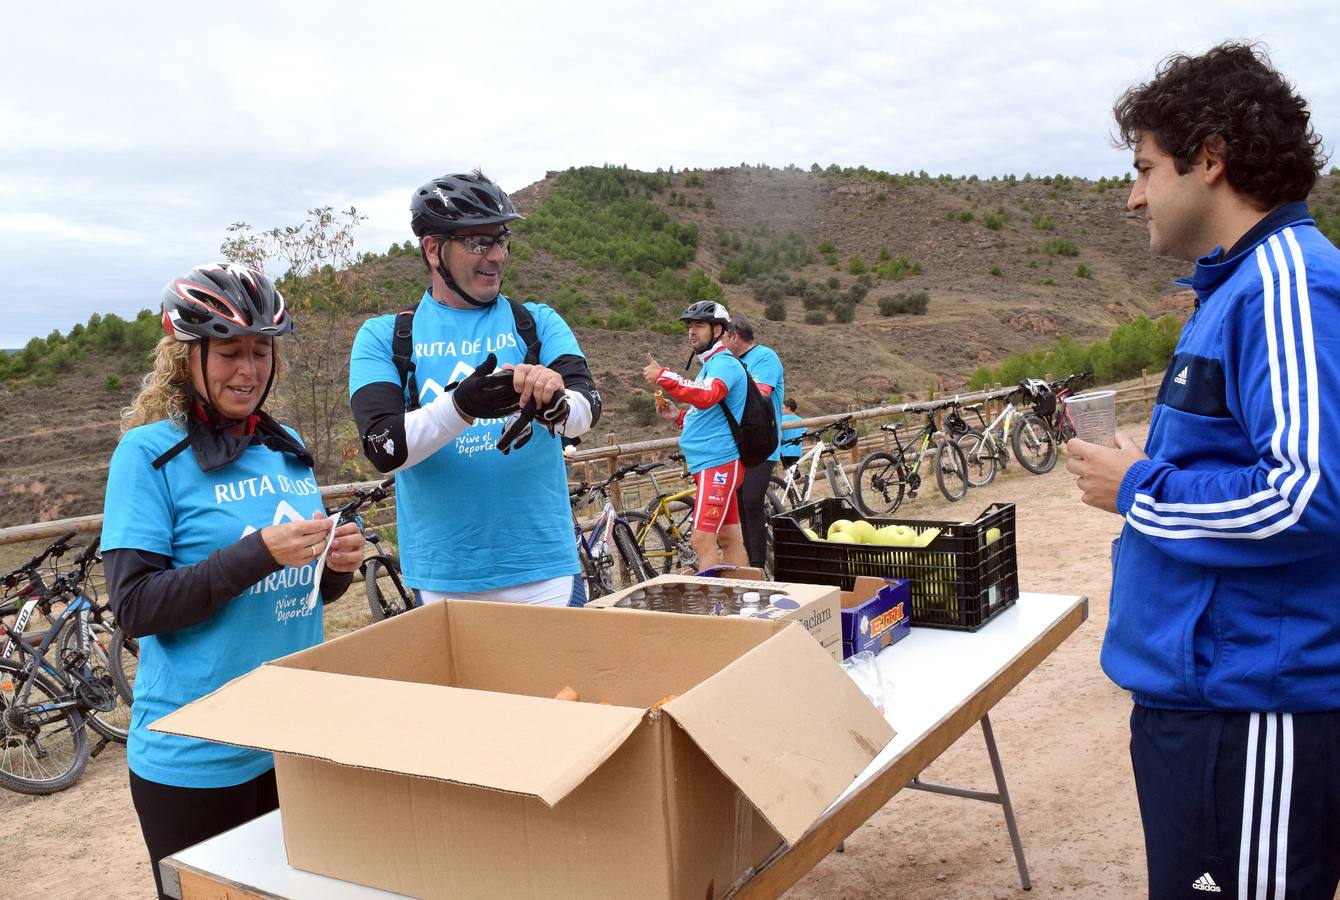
[802,527,820,540]
[828,531,858,544]
[869,526,902,546]
[985,527,1002,545]
[847,520,877,543]
[913,527,941,548]
[827,519,854,538]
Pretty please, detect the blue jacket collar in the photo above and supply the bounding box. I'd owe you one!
[1189,201,1313,301]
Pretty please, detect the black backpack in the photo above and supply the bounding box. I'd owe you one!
[391,297,540,411]
[717,354,779,468]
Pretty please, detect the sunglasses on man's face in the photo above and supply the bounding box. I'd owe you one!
[445,231,510,255]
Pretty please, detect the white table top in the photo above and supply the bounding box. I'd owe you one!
[164,591,1087,900]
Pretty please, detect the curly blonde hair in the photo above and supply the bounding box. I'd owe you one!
[121,336,194,433]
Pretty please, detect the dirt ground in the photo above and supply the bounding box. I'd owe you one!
[7,429,1147,899]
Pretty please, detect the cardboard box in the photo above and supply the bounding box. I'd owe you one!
[840,576,912,659]
[151,600,893,899]
[588,573,842,661]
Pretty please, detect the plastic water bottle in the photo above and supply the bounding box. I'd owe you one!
[739,591,761,618]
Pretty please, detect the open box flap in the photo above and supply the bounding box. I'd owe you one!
[150,664,644,807]
[664,622,894,844]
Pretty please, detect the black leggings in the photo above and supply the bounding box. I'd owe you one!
[128,767,278,900]
[736,459,776,568]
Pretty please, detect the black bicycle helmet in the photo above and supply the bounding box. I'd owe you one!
[833,423,859,450]
[161,263,292,342]
[679,300,731,326]
[410,173,524,237]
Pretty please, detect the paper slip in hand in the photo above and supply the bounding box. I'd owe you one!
[304,516,340,612]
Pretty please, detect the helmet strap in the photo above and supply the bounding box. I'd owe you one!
[187,336,276,431]
[430,238,495,309]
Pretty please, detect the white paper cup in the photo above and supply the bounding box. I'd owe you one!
[1063,390,1117,447]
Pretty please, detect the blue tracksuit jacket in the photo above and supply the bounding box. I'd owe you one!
[1106,203,1340,712]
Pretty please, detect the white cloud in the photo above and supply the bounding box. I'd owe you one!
[2,0,1339,345]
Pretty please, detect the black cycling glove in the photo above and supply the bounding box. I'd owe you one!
[497,402,537,455]
[451,353,523,420]
[536,391,570,431]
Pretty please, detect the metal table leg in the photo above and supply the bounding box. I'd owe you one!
[904,712,1031,890]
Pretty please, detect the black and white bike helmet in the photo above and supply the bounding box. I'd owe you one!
[410,173,524,237]
[161,263,292,342]
[1019,378,1056,417]
[679,300,731,325]
[832,422,859,450]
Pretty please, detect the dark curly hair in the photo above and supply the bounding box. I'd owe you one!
[1114,42,1326,210]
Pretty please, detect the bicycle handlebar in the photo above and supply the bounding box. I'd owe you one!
[331,477,396,524]
[1,529,79,589]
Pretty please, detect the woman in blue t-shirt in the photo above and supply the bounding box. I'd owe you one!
[102,263,365,900]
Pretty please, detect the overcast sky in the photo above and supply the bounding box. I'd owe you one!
[2,1,1337,347]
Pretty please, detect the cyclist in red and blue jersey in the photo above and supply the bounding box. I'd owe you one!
[642,301,748,569]
[1066,44,1340,898]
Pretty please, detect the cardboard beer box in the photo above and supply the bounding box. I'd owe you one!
[150,600,894,900]
[589,572,842,661]
[840,576,912,659]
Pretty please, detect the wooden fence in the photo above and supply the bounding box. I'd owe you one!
[0,374,1158,551]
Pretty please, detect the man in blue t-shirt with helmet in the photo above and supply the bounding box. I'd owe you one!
[643,300,748,570]
[349,171,602,606]
[721,314,784,569]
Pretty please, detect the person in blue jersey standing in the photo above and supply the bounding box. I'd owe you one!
[102,263,365,900]
[1066,44,1340,899]
[643,301,748,569]
[721,315,783,569]
[349,172,601,606]
[779,397,804,469]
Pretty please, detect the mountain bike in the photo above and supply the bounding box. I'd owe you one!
[570,463,658,599]
[854,410,970,515]
[626,456,696,574]
[769,416,861,512]
[329,478,413,622]
[0,538,124,795]
[954,388,1058,482]
[1035,371,1093,443]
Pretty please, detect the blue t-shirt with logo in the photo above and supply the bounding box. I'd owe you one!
[739,344,785,462]
[780,413,804,455]
[102,420,327,789]
[348,294,582,592]
[680,348,747,473]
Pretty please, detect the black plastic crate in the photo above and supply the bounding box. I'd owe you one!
[771,498,1018,632]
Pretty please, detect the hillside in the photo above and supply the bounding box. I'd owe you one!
[4,165,1338,529]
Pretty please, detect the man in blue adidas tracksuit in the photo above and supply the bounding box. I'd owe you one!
[1067,44,1340,899]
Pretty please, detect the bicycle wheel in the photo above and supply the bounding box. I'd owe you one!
[854,452,905,517]
[934,440,970,502]
[624,511,673,575]
[1011,413,1058,474]
[768,475,798,510]
[0,659,90,795]
[824,456,857,505]
[59,620,129,743]
[956,430,998,488]
[365,555,414,622]
[109,627,138,706]
[611,519,653,590]
[650,497,698,571]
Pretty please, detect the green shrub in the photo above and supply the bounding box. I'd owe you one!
[649,321,685,335]
[848,255,868,275]
[817,239,836,254]
[826,275,841,289]
[877,292,929,316]
[878,247,892,262]
[1041,277,1056,286]
[958,211,973,223]
[104,374,124,391]
[1044,239,1079,257]
[1076,263,1092,278]
[627,394,658,426]
[1033,214,1057,231]
[983,213,1004,231]
[833,302,855,323]
[804,309,827,324]
[990,265,1003,277]
[857,272,874,288]
[764,298,787,321]
[874,255,919,281]
[717,226,816,283]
